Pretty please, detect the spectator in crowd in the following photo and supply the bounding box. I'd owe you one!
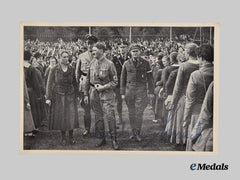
[170,43,199,148]
[31,54,47,127]
[190,81,213,151]
[24,51,43,130]
[153,56,170,123]
[24,77,36,137]
[158,52,179,127]
[164,53,183,143]
[44,56,57,87]
[183,44,214,151]
[152,52,164,122]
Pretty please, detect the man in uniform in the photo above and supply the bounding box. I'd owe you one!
[112,41,129,124]
[75,34,98,136]
[120,44,154,142]
[84,42,119,150]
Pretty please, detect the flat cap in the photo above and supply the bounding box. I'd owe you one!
[130,44,141,51]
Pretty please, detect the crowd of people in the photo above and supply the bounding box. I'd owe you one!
[23,34,214,151]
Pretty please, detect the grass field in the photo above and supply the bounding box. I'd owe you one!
[24,101,183,151]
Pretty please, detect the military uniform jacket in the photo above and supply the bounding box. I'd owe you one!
[112,54,127,87]
[120,57,154,95]
[75,51,93,92]
[84,57,118,96]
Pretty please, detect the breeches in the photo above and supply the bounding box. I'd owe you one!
[90,88,116,139]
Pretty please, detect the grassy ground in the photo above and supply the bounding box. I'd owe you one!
[24,101,183,151]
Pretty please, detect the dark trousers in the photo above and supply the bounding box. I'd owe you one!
[79,92,91,131]
[125,90,148,135]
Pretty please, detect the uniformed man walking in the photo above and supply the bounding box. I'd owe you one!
[112,41,129,124]
[120,44,154,142]
[75,34,98,136]
[84,42,119,150]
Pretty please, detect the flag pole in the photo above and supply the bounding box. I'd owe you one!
[129,26,132,42]
[89,27,91,35]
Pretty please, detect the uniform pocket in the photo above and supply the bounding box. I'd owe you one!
[99,68,108,79]
[81,62,89,71]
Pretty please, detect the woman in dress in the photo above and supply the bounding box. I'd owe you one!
[170,43,199,148]
[24,51,42,129]
[183,44,214,151]
[190,81,214,151]
[46,51,79,145]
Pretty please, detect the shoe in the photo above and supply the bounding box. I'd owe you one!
[61,139,67,146]
[82,129,89,136]
[69,138,76,145]
[135,134,142,142]
[112,140,119,150]
[95,139,106,147]
[152,119,159,123]
[129,135,135,140]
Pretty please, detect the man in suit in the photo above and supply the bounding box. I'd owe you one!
[120,44,154,142]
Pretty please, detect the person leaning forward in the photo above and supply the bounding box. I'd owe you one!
[120,44,154,142]
[84,42,119,150]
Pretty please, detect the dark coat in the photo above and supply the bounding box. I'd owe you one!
[24,64,42,128]
[46,64,79,131]
[165,67,179,95]
[112,54,127,88]
[159,65,179,91]
[24,78,35,132]
[154,69,163,86]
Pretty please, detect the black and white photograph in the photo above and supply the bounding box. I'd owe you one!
[20,23,219,153]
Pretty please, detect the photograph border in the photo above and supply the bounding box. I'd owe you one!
[20,22,220,155]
